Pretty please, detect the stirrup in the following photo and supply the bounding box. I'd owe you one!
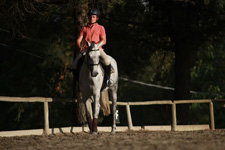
[106,79,114,87]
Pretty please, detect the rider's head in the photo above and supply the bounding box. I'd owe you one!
[88,8,100,24]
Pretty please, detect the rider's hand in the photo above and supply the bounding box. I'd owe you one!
[80,47,84,53]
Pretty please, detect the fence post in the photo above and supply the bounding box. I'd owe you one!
[209,101,215,130]
[126,103,133,130]
[44,101,50,135]
[172,102,177,131]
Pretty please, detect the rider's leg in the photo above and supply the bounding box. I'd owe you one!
[99,49,114,86]
[72,53,83,70]
[72,53,83,98]
[72,53,82,83]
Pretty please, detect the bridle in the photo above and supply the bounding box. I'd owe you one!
[85,48,100,69]
[83,40,103,77]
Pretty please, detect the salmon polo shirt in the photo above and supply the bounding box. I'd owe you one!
[80,23,106,48]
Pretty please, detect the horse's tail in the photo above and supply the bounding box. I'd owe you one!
[100,90,111,116]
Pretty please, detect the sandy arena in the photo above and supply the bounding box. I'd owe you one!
[0,130,225,150]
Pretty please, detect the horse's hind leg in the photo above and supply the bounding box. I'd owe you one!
[109,84,118,133]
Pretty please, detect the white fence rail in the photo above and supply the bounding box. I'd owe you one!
[0,96,224,137]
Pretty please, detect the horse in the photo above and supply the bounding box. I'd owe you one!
[79,40,118,134]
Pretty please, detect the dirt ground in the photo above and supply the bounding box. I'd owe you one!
[0,130,225,150]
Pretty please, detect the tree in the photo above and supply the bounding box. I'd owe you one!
[0,0,77,129]
[70,0,88,125]
[144,0,225,124]
[102,0,225,124]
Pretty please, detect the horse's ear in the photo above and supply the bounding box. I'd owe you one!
[86,40,91,47]
[97,40,104,49]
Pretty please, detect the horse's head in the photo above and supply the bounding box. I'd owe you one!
[86,40,103,77]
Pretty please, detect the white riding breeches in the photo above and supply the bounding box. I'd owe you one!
[72,48,110,69]
[99,49,111,66]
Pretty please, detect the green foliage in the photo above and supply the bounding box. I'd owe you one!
[0,2,75,130]
[189,103,209,124]
[191,37,225,99]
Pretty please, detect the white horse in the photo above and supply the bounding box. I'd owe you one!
[79,41,118,134]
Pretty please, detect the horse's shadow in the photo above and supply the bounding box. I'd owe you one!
[50,127,74,135]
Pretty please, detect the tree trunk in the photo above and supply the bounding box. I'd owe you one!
[174,41,191,125]
[71,0,88,125]
[171,2,193,125]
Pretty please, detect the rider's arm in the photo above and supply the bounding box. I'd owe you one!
[97,26,106,47]
[99,35,106,46]
[76,35,83,52]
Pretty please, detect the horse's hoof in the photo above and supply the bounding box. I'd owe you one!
[111,127,116,134]
[92,131,98,135]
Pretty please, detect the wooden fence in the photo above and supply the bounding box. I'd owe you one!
[0,96,224,137]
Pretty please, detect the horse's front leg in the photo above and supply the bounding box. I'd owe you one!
[85,99,93,133]
[92,92,101,134]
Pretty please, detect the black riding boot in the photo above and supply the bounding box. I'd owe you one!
[105,64,114,87]
[73,69,80,99]
[73,69,79,82]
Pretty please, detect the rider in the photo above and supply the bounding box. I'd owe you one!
[72,8,113,87]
